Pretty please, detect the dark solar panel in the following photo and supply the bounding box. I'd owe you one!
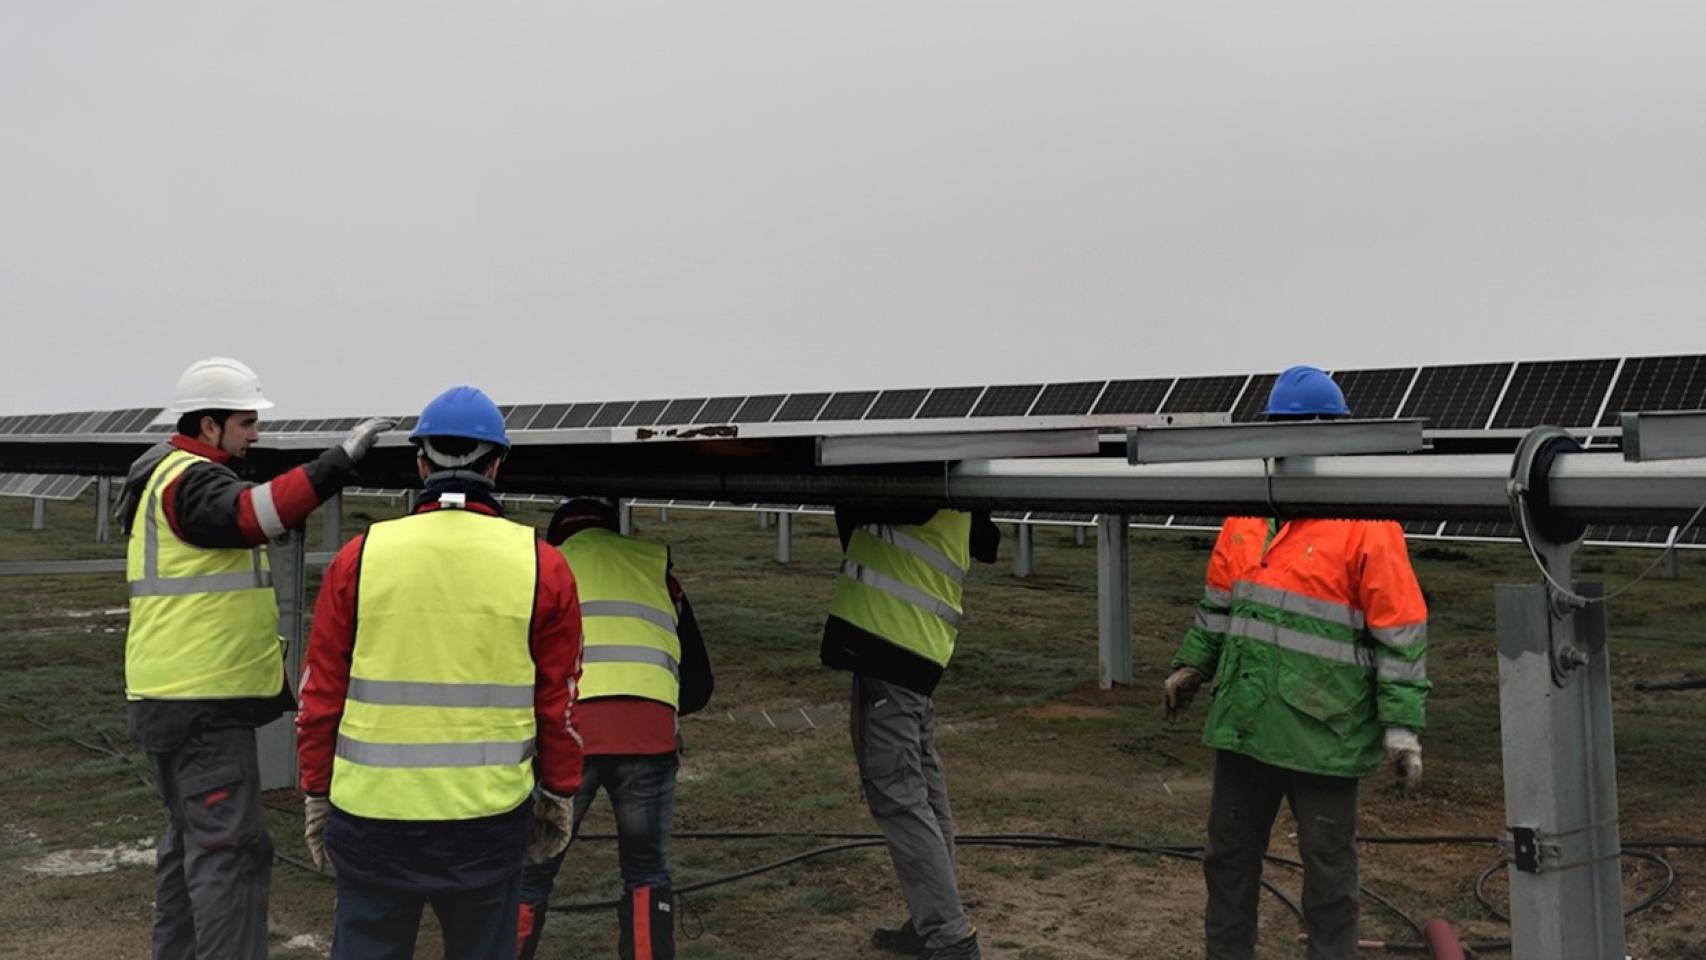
[1093,379,1172,415]
[125,409,163,432]
[972,384,1043,418]
[1441,521,1517,539]
[530,403,571,430]
[506,404,544,429]
[917,387,983,419]
[1031,381,1105,417]
[1333,367,1417,419]
[396,416,419,432]
[694,397,745,423]
[145,422,171,433]
[774,393,831,422]
[554,402,603,429]
[1162,376,1247,413]
[1232,374,1280,423]
[42,413,76,434]
[1585,524,1674,545]
[590,401,636,427]
[1133,513,1173,525]
[70,412,101,434]
[657,398,706,425]
[92,410,127,432]
[0,417,18,434]
[621,400,670,426]
[1171,515,1223,528]
[733,395,786,423]
[819,391,879,421]
[992,510,1028,521]
[1490,358,1618,429]
[1400,363,1512,429]
[326,418,359,431]
[1402,520,1445,536]
[866,389,929,420]
[1599,354,1706,426]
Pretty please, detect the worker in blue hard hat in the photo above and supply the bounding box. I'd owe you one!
[297,384,586,960]
[1164,365,1430,960]
[121,357,392,960]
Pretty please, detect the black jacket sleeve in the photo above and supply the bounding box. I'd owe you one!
[970,511,1001,564]
[674,588,713,716]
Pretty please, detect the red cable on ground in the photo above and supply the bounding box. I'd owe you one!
[1423,918,1467,960]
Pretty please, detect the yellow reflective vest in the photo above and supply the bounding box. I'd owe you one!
[331,508,539,821]
[561,528,680,710]
[829,510,971,669]
[125,448,281,701]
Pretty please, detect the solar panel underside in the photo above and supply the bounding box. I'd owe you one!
[1400,363,1511,429]
[1599,354,1706,426]
[1093,379,1171,415]
[1333,368,1416,419]
[1491,359,1619,429]
[1162,376,1247,413]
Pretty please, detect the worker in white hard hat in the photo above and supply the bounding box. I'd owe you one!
[119,356,393,960]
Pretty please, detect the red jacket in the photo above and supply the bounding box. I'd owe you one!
[297,491,585,798]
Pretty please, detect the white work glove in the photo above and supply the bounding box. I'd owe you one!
[303,795,330,869]
[1162,667,1207,720]
[339,417,396,463]
[1384,727,1423,793]
[526,788,575,864]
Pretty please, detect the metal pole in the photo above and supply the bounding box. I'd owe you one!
[619,499,633,537]
[95,477,111,543]
[1013,522,1033,578]
[1663,528,1680,580]
[322,492,343,549]
[758,510,770,529]
[31,497,45,531]
[775,511,792,564]
[1496,581,1623,959]
[1073,525,1086,547]
[1096,514,1133,687]
[258,529,308,791]
[659,505,669,524]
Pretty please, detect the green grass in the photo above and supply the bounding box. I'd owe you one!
[3,495,1705,957]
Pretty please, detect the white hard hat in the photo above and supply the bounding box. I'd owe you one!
[168,357,275,413]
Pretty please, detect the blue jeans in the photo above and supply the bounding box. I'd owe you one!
[331,870,521,960]
[520,753,679,911]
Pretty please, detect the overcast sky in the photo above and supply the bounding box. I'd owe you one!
[3,2,1703,419]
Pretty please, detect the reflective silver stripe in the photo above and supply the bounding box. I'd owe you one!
[130,570,275,598]
[1193,609,1230,634]
[1233,581,1365,630]
[347,677,534,708]
[1230,616,1372,669]
[1203,586,1232,608]
[1369,622,1427,650]
[583,644,679,678]
[581,600,678,634]
[133,456,271,598]
[336,734,536,768]
[840,559,964,628]
[1376,654,1429,683]
[862,525,967,584]
[251,482,287,539]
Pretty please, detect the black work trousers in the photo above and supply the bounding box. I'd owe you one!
[146,725,272,960]
[1203,750,1360,960]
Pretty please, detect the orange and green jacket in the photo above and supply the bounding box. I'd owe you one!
[1171,517,1429,778]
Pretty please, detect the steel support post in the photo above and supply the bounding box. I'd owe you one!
[32,497,45,530]
[619,499,633,537]
[659,506,669,524]
[258,530,308,790]
[95,477,111,542]
[1096,514,1133,687]
[775,511,792,564]
[1073,525,1086,547]
[322,492,342,549]
[1013,522,1033,578]
[758,510,770,529]
[1495,581,1623,959]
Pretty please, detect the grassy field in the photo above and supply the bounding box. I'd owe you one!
[2,493,1704,958]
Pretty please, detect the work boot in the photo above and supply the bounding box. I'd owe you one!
[870,919,925,955]
[920,930,981,960]
[617,885,674,960]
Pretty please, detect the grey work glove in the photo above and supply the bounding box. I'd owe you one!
[526,788,575,864]
[1384,727,1423,793]
[339,417,396,462]
[303,795,330,869]
[1162,666,1207,720]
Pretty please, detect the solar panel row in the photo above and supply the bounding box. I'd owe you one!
[0,408,162,435]
[0,473,96,500]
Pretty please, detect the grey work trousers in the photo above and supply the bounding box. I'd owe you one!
[850,674,971,951]
[1203,750,1360,960]
[146,725,272,960]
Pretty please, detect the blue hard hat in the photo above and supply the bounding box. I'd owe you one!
[409,385,511,449]
[1264,365,1351,418]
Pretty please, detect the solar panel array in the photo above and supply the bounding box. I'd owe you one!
[0,408,162,435]
[0,473,95,501]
